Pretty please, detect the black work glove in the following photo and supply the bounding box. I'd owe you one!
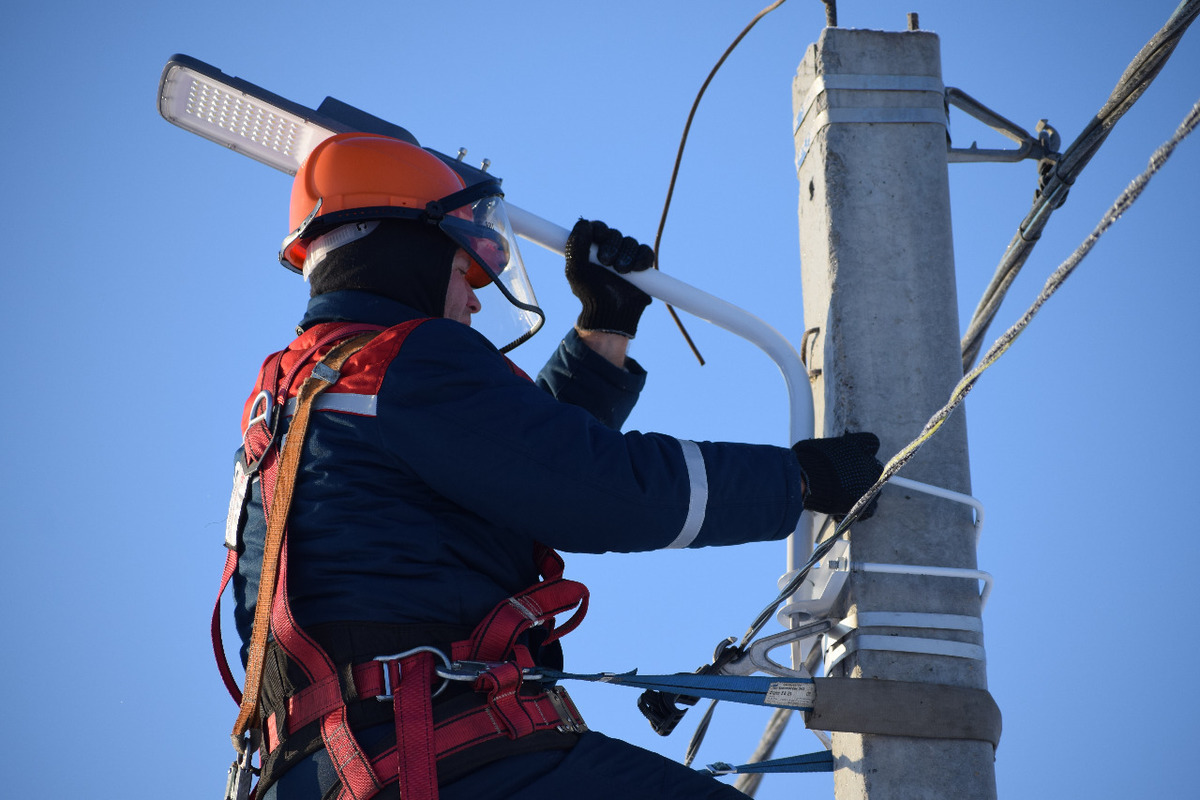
[565,219,654,337]
[792,432,884,519]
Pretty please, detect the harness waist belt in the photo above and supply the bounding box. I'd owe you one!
[265,661,587,754]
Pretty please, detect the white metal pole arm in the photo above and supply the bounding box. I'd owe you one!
[505,205,987,584]
[506,203,815,445]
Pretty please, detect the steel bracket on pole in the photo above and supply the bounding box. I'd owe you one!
[946,86,1061,164]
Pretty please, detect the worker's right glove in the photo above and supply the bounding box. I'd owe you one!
[792,432,884,519]
[565,219,655,337]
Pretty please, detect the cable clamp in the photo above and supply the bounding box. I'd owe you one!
[437,659,545,684]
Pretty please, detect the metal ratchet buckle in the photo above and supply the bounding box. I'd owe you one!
[373,646,452,701]
[545,685,588,733]
[438,660,545,684]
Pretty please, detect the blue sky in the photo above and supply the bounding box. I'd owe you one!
[2,2,1197,798]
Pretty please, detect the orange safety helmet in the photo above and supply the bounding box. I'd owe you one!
[279,132,544,351]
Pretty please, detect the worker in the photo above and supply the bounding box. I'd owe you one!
[222,132,884,800]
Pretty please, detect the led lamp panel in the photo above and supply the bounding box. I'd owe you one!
[158,61,338,175]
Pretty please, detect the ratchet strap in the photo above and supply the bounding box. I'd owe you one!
[706,750,835,776]
[808,677,1002,749]
[542,670,1001,749]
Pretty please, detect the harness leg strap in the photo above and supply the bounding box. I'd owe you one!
[323,705,383,800]
[390,651,439,800]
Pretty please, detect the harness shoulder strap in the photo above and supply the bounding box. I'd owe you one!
[214,323,389,707]
[234,327,386,741]
[221,317,592,800]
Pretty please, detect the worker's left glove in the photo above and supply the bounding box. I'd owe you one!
[792,432,884,519]
[565,219,654,337]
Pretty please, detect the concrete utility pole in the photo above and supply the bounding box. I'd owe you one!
[793,24,997,800]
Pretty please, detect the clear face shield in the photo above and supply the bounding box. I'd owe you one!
[282,178,545,354]
[437,190,544,353]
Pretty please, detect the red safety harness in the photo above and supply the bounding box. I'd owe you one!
[214,321,590,800]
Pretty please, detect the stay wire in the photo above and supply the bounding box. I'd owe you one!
[960,0,1200,369]
[653,0,790,366]
[727,98,1198,790]
[732,708,794,796]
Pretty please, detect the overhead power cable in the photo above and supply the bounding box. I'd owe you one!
[960,0,1200,370]
[729,97,1198,795]
[654,0,790,365]
[765,92,1199,661]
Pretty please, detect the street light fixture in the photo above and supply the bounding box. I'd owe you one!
[155,53,817,444]
[156,54,356,175]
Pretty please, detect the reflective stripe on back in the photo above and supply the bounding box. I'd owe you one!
[284,392,379,418]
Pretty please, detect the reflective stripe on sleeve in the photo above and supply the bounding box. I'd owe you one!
[666,438,708,549]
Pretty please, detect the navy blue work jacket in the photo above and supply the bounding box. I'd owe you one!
[230,290,806,662]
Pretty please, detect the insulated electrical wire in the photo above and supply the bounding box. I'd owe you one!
[762,94,1200,650]
[729,6,1200,773]
[653,0,790,365]
[653,0,1199,784]
[959,0,1200,369]
[728,97,1198,796]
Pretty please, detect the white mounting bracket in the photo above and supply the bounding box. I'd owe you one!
[888,475,985,545]
[820,560,992,673]
[767,478,991,677]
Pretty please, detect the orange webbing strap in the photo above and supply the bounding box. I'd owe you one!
[232,331,380,745]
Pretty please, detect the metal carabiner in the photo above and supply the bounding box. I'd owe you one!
[436,659,545,684]
[223,731,260,800]
[721,619,832,679]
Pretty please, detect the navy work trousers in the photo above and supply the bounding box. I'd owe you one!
[263,730,748,799]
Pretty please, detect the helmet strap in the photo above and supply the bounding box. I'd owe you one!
[422,179,503,222]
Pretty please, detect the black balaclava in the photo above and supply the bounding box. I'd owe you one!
[308,219,460,317]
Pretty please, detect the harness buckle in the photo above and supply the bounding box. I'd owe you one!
[242,390,282,476]
[545,686,589,734]
[373,646,452,701]
[245,391,273,432]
